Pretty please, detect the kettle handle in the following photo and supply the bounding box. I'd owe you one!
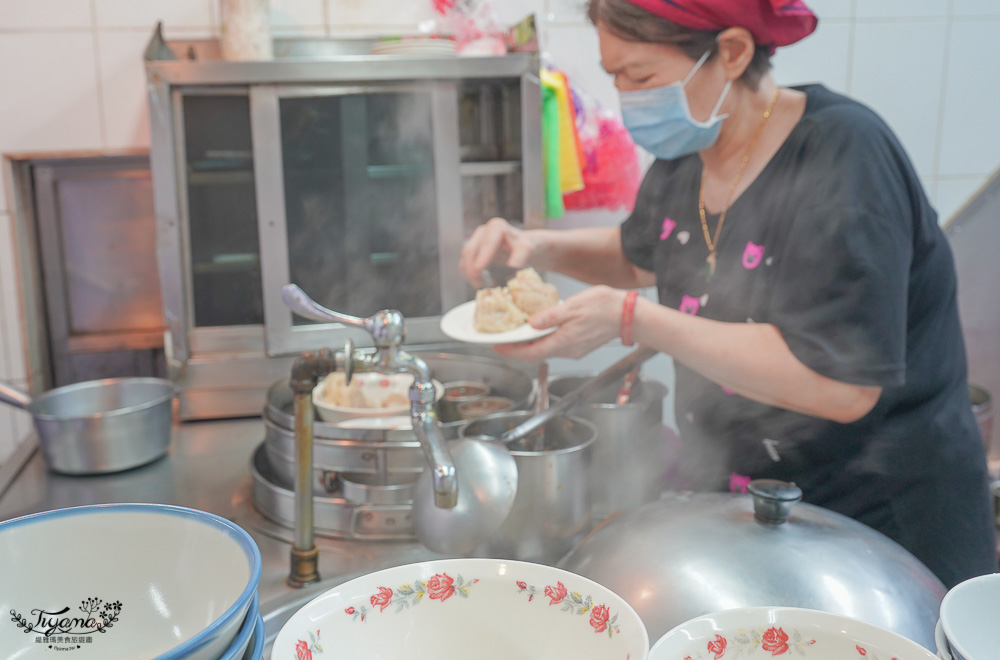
[0,380,31,410]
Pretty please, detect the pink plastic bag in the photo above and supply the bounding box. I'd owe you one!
[563,90,641,212]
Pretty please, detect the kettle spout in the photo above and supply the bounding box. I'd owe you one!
[431,463,458,508]
[408,377,459,509]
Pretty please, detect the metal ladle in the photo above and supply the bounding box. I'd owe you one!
[499,347,657,446]
[531,360,549,452]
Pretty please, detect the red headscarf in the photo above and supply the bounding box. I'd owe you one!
[623,0,818,48]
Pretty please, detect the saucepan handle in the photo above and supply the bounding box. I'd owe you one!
[0,380,32,410]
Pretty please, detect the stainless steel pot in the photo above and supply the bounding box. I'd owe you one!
[558,480,945,650]
[0,377,175,474]
[547,374,669,519]
[460,410,596,564]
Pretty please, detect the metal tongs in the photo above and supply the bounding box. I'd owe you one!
[499,347,657,445]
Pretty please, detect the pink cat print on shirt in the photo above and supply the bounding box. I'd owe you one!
[742,241,765,269]
[660,217,677,241]
[679,295,701,315]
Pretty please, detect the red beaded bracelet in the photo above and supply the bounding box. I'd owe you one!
[620,290,639,346]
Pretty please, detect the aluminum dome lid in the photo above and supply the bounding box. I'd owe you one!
[558,480,945,650]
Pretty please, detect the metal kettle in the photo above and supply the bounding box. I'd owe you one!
[557,480,945,650]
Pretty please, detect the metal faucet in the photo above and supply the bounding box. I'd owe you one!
[281,284,458,587]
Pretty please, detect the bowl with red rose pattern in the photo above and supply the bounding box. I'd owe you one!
[272,557,649,660]
[648,606,939,660]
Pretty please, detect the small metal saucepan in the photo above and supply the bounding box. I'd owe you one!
[0,377,176,475]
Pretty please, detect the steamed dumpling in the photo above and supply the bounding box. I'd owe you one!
[506,268,559,317]
[320,373,367,407]
[474,287,529,333]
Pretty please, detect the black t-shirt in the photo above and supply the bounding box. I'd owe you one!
[620,84,996,587]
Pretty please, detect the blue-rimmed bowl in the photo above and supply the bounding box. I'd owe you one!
[220,592,259,660]
[244,609,265,660]
[0,503,261,660]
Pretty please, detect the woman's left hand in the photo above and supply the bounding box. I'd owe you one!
[494,286,627,362]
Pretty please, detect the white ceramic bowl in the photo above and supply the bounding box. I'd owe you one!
[273,558,649,660]
[649,606,939,660]
[936,618,952,660]
[220,592,258,660]
[0,503,261,660]
[940,572,1000,660]
[312,372,444,424]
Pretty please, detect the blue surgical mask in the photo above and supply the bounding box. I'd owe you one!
[619,50,733,160]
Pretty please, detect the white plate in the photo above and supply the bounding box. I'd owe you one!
[337,415,414,430]
[371,40,456,56]
[649,606,939,660]
[439,300,557,345]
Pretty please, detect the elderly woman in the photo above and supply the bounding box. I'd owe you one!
[459,0,997,587]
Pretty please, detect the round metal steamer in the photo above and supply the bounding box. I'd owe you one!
[251,444,416,540]
[253,353,535,539]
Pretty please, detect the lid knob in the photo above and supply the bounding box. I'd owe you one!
[747,479,803,524]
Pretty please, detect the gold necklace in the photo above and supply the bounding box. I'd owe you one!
[698,87,781,280]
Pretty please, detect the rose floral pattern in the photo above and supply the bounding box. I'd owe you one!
[295,629,323,659]
[856,643,900,660]
[516,579,623,639]
[677,627,818,660]
[545,582,568,606]
[708,635,728,660]
[343,572,479,624]
[761,627,790,655]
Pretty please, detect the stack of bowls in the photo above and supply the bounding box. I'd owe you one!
[0,503,264,659]
[272,557,649,659]
[937,573,1000,660]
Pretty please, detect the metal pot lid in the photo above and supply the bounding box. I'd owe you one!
[558,481,945,650]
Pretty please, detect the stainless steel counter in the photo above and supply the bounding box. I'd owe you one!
[0,418,444,657]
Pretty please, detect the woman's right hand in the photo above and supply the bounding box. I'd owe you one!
[459,217,541,287]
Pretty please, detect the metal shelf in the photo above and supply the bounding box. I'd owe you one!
[366,163,433,179]
[459,160,522,177]
[187,169,255,186]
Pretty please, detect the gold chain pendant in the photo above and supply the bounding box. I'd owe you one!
[698,88,781,284]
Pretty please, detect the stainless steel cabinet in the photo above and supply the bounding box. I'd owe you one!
[253,82,463,354]
[147,45,542,418]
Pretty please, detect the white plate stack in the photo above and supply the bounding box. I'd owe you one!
[371,38,457,56]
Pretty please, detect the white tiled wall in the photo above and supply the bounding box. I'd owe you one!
[0,0,998,458]
[769,1,1000,222]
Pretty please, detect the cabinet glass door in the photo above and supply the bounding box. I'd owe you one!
[253,83,463,355]
[182,94,264,327]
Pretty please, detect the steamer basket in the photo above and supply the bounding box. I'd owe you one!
[265,352,534,439]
